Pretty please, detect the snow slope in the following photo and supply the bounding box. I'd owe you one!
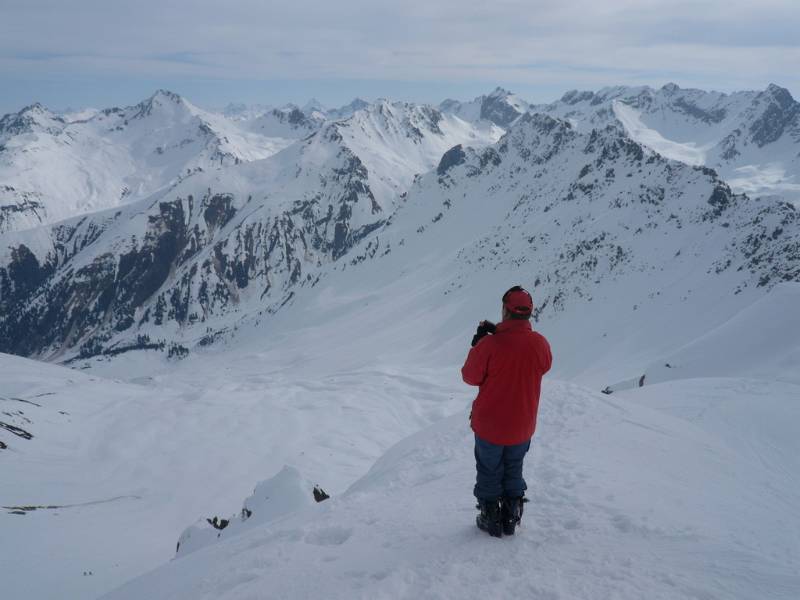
[0,91,306,232]
[0,100,501,360]
[439,87,530,128]
[277,112,798,387]
[174,465,319,558]
[0,351,465,599]
[241,104,323,138]
[612,100,710,166]
[3,109,795,390]
[603,282,800,392]
[102,378,800,600]
[541,83,800,203]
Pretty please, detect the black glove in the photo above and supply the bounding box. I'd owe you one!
[471,320,496,347]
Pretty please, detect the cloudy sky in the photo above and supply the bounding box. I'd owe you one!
[1,0,798,114]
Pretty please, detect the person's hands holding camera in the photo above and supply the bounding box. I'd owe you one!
[471,320,496,347]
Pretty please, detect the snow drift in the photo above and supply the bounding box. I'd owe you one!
[175,465,323,558]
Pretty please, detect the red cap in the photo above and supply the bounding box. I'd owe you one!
[503,288,533,316]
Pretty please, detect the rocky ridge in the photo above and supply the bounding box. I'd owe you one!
[0,101,499,359]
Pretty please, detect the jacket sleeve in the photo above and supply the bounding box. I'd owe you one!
[540,337,553,374]
[461,338,491,386]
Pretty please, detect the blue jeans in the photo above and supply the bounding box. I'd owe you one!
[474,434,531,500]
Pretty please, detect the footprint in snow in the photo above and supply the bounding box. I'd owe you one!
[304,526,353,546]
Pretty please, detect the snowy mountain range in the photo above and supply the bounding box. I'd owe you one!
[3,83,797,235]
[536,83,800,203]
[0,90,344,233]
[0,98,500,359]
[439,86,531,128]
[1,89,796,366]
[1,83,799,600]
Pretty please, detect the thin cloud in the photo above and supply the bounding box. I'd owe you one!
[0,0,797,112]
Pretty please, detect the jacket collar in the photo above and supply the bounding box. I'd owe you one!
[495,319,533,333]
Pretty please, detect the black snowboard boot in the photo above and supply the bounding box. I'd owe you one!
[476,498,503,537]
[501,495,525,536]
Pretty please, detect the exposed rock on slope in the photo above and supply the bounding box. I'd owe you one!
[439,87,529,128]
[0,102,498,359]
[539,83,800,201]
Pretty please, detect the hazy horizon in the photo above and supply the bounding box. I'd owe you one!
[5,79,800,118]
[3,0,798,116]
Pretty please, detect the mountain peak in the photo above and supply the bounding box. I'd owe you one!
[516,111,570,132]
[494,112,577,159]
[560,90,595,105]
[151,89,184,103]
[9,102,61,122]
[369,98,397,115]
[20,101,49,114]
[766,83,789,94]
[0,101,65,138]
[129,89,192,120]
[480,89,527,128]
[747,83,799,147]
[323,98,372,121]
[302,98,327,114]
[763,83,795,105]
[488,86,513,99]
[346,98,369,110]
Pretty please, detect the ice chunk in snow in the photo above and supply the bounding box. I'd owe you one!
[176,465,317,557]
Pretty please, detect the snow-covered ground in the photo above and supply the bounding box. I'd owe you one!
[100,377,800,600]
[0,351,465,599]
[3,284,799,599]
[603,282,800,393]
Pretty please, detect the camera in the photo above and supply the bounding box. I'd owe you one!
[471,320,497,347]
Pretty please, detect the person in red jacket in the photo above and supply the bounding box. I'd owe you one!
[462,285,552,537]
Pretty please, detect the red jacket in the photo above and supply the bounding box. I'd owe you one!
[462,319,552,445]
